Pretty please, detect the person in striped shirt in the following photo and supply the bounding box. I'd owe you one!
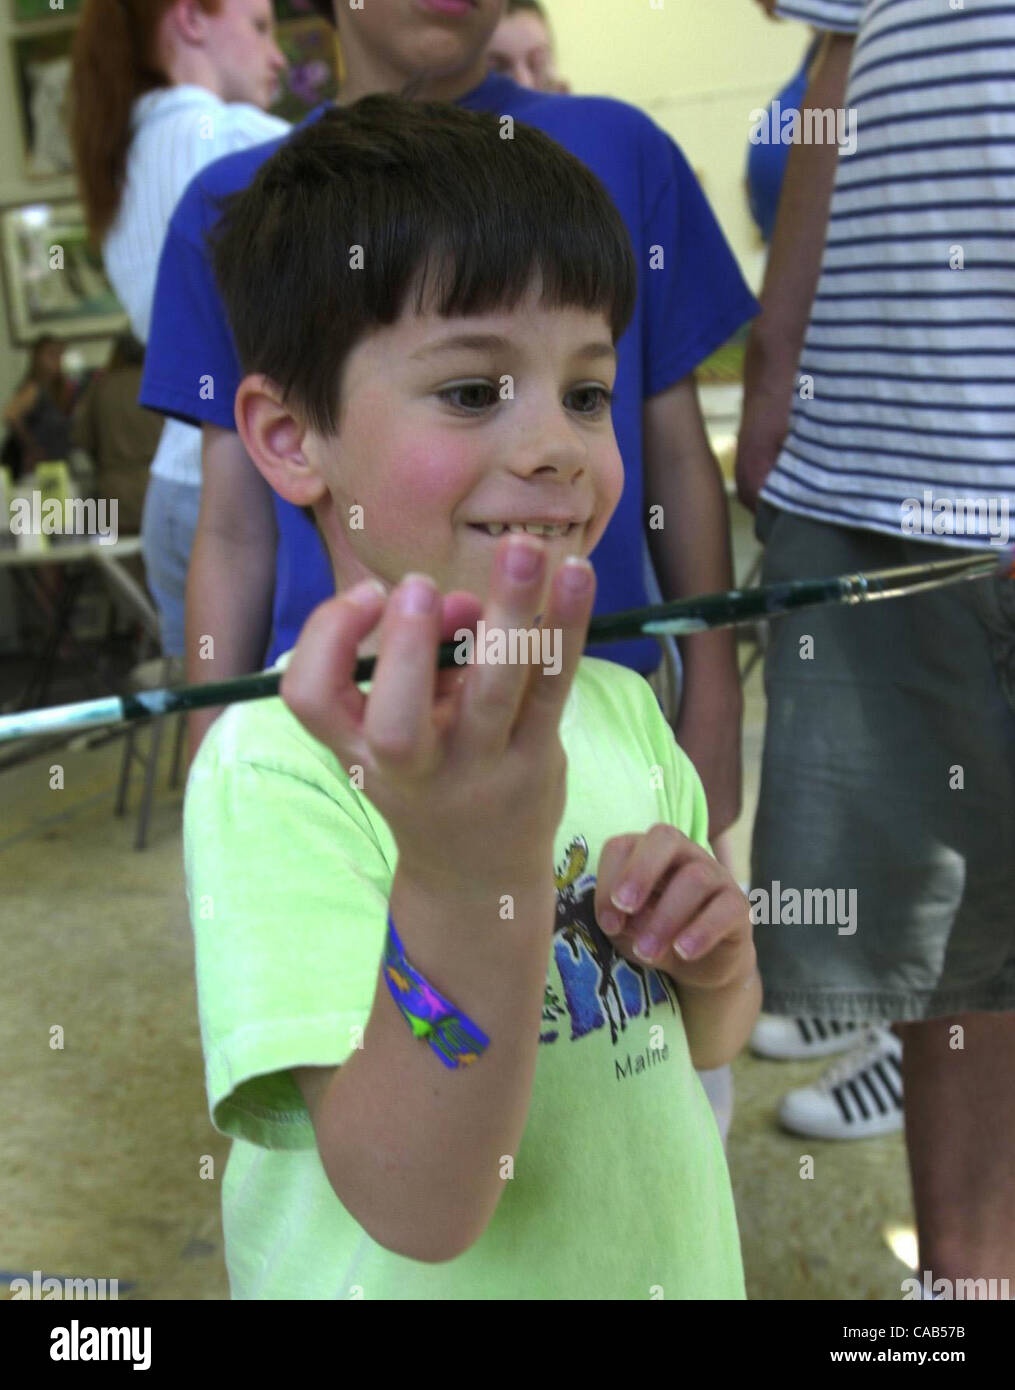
[737,0,1015,1296]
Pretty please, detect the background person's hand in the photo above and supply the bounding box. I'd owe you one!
[734,383,792,512]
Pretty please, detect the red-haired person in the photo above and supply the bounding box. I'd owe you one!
[70,0,288,657]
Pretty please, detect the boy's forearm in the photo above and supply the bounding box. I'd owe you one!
[311,866,557,1263]
[673,963,762,1071]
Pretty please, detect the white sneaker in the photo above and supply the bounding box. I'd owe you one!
[750,1012,865,1060]
[778,1028,904,1140]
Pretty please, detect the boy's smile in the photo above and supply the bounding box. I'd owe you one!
[299,281,624,616]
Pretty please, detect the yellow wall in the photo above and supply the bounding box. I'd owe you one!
[550,0,812,285]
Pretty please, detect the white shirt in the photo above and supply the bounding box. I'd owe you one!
[763,0,1015,547]
[103,86,289,486]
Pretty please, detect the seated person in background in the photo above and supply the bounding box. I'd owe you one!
[70,334,165,537]
[1,336,75,481]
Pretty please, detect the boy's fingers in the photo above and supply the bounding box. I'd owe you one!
[280,581,386,752]
[601,824,704,919]
[432,591,483,730]
[629,858,730,965]
[667,890,753,977]
[594,834,641,935]
[456,536,551,758]
[512,555,596,755]
[364,573,442,769]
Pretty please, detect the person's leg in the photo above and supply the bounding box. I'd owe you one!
[140,476,200,658]
[898,1011,1015,1295]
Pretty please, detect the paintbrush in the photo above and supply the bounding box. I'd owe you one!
[1,545,1011,745]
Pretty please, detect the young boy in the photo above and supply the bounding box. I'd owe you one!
[185,97,760,1299]
[141,0,755,846]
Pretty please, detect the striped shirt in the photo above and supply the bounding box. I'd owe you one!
[104,86,288,486]
[763,0,1015,548]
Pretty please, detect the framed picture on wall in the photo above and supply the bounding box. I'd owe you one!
[271,18,342,122]
[10,25,76,178]
[11,0,82,19]
[0,200,128,344]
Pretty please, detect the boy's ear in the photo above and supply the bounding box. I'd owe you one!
[233,375,328,507]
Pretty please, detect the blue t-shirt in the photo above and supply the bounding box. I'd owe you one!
[141,72,757,670]
[745,38,821,243]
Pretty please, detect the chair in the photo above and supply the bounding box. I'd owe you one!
[114,651,186,849]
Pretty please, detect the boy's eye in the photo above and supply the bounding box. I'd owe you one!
[566,385,613,416]
[439,382,499,412]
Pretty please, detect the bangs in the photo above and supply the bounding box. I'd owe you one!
[209,97,639,436]
[404,196,636,342]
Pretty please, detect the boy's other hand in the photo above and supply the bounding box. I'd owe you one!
[280,538,596,899]
[594,825,755,992]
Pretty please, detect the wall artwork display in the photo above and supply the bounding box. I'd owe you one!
[0,200,127,344]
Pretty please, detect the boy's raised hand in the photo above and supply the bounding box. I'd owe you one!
[595,826,755,992]
[280,536,596,895]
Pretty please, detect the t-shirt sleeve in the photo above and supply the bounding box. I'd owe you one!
[774,0,862,31]
[139,184,243,431]
[183,721,395,1150]
[640,129,759,397]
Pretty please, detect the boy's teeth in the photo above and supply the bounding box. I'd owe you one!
[480,522,570,537]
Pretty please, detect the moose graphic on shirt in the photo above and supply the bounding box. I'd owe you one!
[543,835,677,1046]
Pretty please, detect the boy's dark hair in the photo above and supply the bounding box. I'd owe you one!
[207,94,636,445]
[507,0,548,15]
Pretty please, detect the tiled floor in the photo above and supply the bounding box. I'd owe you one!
[0,639,918,1301]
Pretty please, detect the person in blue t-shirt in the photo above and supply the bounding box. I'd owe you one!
[140,0,757,845]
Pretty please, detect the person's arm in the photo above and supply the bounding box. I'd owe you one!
[643,377,742,841]
[673,968,763,1071]
[295,869,556,1263]
[184,424,277,764]
[735,29,855,511]
[286,548,594,1263]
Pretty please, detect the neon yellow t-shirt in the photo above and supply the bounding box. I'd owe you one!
[183,654,746,1299]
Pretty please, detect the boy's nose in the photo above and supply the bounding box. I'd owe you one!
[511,409,587,480]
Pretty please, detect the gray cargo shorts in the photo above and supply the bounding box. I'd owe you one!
[750,502,1015,1023]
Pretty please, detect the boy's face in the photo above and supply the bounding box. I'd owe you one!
[304,281,623,614]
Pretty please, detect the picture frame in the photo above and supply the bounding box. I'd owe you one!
[271,17,342,122]
[0,200,128,345]
[10,25,76,179]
